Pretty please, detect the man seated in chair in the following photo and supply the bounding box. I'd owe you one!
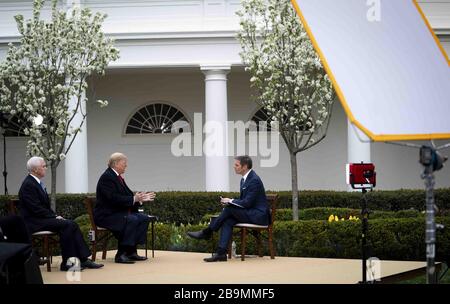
[187,155,270,262]
[18,156,103,271]
[94,152,156,264]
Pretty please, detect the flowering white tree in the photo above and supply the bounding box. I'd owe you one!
[237,0,335,220]
[0,0,119,210]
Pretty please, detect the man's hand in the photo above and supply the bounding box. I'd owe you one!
[134,191,156,203]
[56,215,65,220]
[134,192,147,203]
[143,192,156,202]
[220,196,232,206]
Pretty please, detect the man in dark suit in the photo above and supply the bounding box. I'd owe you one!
[187,155,269,262]
[18,156,103,271]
[0,215,43,284]
[94,152,156,264]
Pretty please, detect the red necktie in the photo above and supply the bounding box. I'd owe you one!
[118,175,125,185]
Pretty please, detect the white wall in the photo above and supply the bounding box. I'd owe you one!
[86,68,206,192]
[0,0,449,194]
[0,137,66,195]
[2,65,450,194]
[84,68,450,193]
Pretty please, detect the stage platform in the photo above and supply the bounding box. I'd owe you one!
[41,250,428,284]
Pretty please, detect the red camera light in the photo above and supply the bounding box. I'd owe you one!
[346,163,376,189]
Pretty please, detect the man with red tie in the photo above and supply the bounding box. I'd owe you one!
[94,152,156,264]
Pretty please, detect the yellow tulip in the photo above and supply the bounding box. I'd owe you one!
[328,215,335,222]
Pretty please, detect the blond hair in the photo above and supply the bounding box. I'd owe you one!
[108,152,127,168]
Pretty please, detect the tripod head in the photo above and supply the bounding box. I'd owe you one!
[420,145,447,172]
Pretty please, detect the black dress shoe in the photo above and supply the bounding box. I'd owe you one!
[60,261,85,271]
[203,253,227,262]
[126,253,148,261]
[115,253,135,264]
[81,259,104,269]
[187,230,212,240]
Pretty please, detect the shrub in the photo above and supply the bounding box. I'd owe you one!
[1,189,449,223]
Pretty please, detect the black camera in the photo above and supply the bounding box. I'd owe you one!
[420,146,447,171]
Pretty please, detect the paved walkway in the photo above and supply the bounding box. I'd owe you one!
[41,250,426,284]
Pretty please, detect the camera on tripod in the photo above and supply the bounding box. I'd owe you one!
[420,146,447,172]
[346,162,376,190]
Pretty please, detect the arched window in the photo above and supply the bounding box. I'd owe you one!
[249,107,313,133]
[125,103,190,134]
[249,107,273,132]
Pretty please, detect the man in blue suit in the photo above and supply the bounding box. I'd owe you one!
[187,155,269,262]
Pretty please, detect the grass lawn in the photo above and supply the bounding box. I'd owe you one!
[398,263,450,284]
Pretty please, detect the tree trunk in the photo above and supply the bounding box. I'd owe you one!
[50,164,57,212]
[290,151,299,221]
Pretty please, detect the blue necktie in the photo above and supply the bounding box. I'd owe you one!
[240,178,244,190]
[40,181,46,193]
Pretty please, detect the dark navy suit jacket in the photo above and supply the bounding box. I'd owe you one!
[18,175,56,233]
[94,167,137,232]
[231,170,269,225]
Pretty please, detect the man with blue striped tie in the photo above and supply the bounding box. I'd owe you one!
[18,156,103,271]
[187,155,270,262]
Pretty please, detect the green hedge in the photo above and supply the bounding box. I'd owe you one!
[273,189,450,211]
[2,189,450,224]
[275,208,423,221]
[74,215,450,262]
[201,207,423,223]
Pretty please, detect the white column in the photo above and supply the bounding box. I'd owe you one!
[65,92,88,193]
[347,119,371,191]
[201,64,230,191]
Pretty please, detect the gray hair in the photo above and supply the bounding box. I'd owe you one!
[108,152,127,168]
[27,156,45,173]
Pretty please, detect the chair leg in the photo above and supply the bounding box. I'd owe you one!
[91,240,97,262]
[44,236,51,272]
[227,239,232,259]
[256,231,263,257]
[269,228,275,259]
[102,234,108,260]
[241,228,247,261]
[145,229,148,259]
[151,221,155,258]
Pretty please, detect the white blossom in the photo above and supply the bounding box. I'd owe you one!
[0,0,119,208]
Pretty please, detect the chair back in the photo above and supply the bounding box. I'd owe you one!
[84,196,98,230]
[266,194,278,226]
[7,199,19,216]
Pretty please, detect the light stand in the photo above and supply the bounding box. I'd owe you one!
[387,141,448,284]
[347,162,376,284]
[419,145,447,284]
[0,112,9,196]
[360,187,370,283]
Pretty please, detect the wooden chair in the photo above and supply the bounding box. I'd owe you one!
[228,194,278,261]
[7,199,58,272]
[83,197,114,262]
[84,196,157,260]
